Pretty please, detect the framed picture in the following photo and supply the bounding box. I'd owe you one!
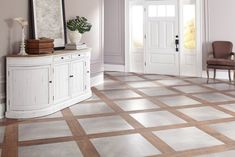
[30,0,67,49]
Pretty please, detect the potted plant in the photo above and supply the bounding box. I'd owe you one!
[67,16,92,44]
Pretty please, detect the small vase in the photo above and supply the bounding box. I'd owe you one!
[68,30,82,44]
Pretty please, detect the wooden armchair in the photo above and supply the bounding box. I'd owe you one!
[206,41,235,83]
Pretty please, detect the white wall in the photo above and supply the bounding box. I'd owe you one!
[65,0,104,77]
[104,0,125,65]
[203,0,235,68]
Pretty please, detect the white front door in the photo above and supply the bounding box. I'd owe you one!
[145,0,180,75]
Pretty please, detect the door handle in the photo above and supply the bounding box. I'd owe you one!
[175,35,179,52]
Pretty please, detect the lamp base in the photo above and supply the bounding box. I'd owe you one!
[18,42,27,56]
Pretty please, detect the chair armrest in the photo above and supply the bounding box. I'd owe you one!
[230,52,235,56]
[207,52,214,59]
[230,52,235,60]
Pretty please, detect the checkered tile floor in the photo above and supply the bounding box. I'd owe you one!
[2,72,235,157]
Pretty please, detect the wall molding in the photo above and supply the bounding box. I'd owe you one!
[104,64,125,72]
[0,103,5,119]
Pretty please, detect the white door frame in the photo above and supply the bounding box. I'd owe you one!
[125,0,203,77]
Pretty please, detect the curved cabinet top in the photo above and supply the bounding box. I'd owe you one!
[7,48,91,66]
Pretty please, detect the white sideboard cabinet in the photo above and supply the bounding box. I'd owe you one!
[6,49,92,119]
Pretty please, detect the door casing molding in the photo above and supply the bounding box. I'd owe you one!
[125,0,204,77]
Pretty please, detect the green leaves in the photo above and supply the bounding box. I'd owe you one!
[67,16,92,34]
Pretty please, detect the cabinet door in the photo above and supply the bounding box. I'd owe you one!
[8,66,52,111]
[71,59,85,97]
[54,62,70,103]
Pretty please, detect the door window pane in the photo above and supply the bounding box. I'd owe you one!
[131,5,144,49]
[183,4,196,49]
[148,5,157,17]
[166,5,175,17]
[157,5,166,17]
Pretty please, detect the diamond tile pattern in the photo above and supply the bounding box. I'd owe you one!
[2,72,235,157]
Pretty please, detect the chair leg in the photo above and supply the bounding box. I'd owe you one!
[234,70,235,84]
[207,68,209,83]
[214,69,216,80]
[228,70,231,82]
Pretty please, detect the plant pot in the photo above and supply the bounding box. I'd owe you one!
[68,30,82,44]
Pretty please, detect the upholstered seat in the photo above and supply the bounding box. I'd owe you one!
[207,59,235,67]
[206,41,235,83]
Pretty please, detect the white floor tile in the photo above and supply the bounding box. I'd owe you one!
[220,103,235,112]
[173,85,211,93]
[159,96,200,107]
[131,111,186,128]
[178,107,232,121]
[70,102,114,116]
[210,121,235,141]
[102,90,141,99]
[92,134,161,157]
[115,99,159,111]
[78,116,133,134]
[153,127,223,151]
[139,88,177,96]
[19,141,83,157]
[19,121,72,141]
[193,93,234,103]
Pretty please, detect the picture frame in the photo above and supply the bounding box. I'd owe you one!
[30,0,67,49]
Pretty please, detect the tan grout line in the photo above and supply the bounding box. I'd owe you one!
[61,108,100,157]
[141,132,176,154]
[19,136,75,147]
[2,121,18,157]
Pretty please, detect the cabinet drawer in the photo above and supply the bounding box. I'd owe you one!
[71,53,85,59]
[54,55,71,62]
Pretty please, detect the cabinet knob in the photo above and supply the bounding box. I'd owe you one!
[70,75,74,78]
[78,54,81,56]
[49,81,52,83]
[87,71,90,73]
[61,57,64,59]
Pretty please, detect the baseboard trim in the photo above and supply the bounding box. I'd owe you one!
[104,64,125,72]
[91,72,104,87]
[0,103,5,119]
[202,70,233,80]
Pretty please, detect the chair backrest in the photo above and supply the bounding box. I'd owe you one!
[212,41,233,59]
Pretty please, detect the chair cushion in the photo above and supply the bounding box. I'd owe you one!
[207,58,235,67]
